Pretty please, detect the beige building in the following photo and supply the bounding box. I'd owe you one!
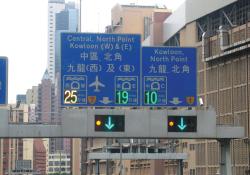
[23,139,34,167]
[162,0,250,174]
[26,86,38,105]
[106,4,171,42]
[72,138,81,175]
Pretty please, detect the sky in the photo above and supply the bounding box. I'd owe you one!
[0,0,185,103]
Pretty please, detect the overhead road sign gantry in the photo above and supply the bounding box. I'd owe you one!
[0,108,244,139]
[0,57,8,105]
[61,33,141,107]
[142,47,197,107]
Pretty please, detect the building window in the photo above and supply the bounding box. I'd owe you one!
[184,162,188,169]
[190,169,195,175]
[182,142,188,148]
[120,17,123,25]
[55,161,60,166]
[190,144,195,151]
[144,17,151,40]
[54,167,60,172]
[196,0,250,41]
[49,168,53,172]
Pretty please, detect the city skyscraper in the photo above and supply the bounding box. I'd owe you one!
[37,70,57,124]
[55,3,80,76]
[47,0,65,81]
[47,0,80,81]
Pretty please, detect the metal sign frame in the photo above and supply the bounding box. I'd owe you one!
[0,109,244,139]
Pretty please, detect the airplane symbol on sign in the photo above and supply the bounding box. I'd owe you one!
[89,76,105,92]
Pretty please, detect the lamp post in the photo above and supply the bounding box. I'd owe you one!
[8,146,14,175]
[119,143,123,175]
[119,143,129,175]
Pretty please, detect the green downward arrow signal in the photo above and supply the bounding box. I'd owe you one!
[105,116,115,130]
[177,117,187,131]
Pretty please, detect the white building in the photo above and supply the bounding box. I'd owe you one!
[47,0,65,81]
[47,0,80,81]
[48,152,71,174]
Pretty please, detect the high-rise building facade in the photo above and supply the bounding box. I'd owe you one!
[106,4,170,41]
[54,3,79,76]
[48,152,71,174]
[33,139,46,174]
[47,0,80,81]
[37,70,57,124]
[47,0,65,81]
[16,94,26,104]
[26,86,38,105]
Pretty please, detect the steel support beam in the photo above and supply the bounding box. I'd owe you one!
[88,153,188,160]
[222,10,236,27]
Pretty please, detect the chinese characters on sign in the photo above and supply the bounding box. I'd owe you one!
[142,47,197,106]
[61,33,197,107]
[61,33,141,106]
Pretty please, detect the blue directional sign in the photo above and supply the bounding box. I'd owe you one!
[61,33,141,106]
[142,47,197,106]
[0,57,8,105]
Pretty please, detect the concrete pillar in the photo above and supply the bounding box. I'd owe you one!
[95,159,100,175]
[106,138,113,175]
[177,160,183,175]
[81,138,87,175]
[219,139,232,175]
